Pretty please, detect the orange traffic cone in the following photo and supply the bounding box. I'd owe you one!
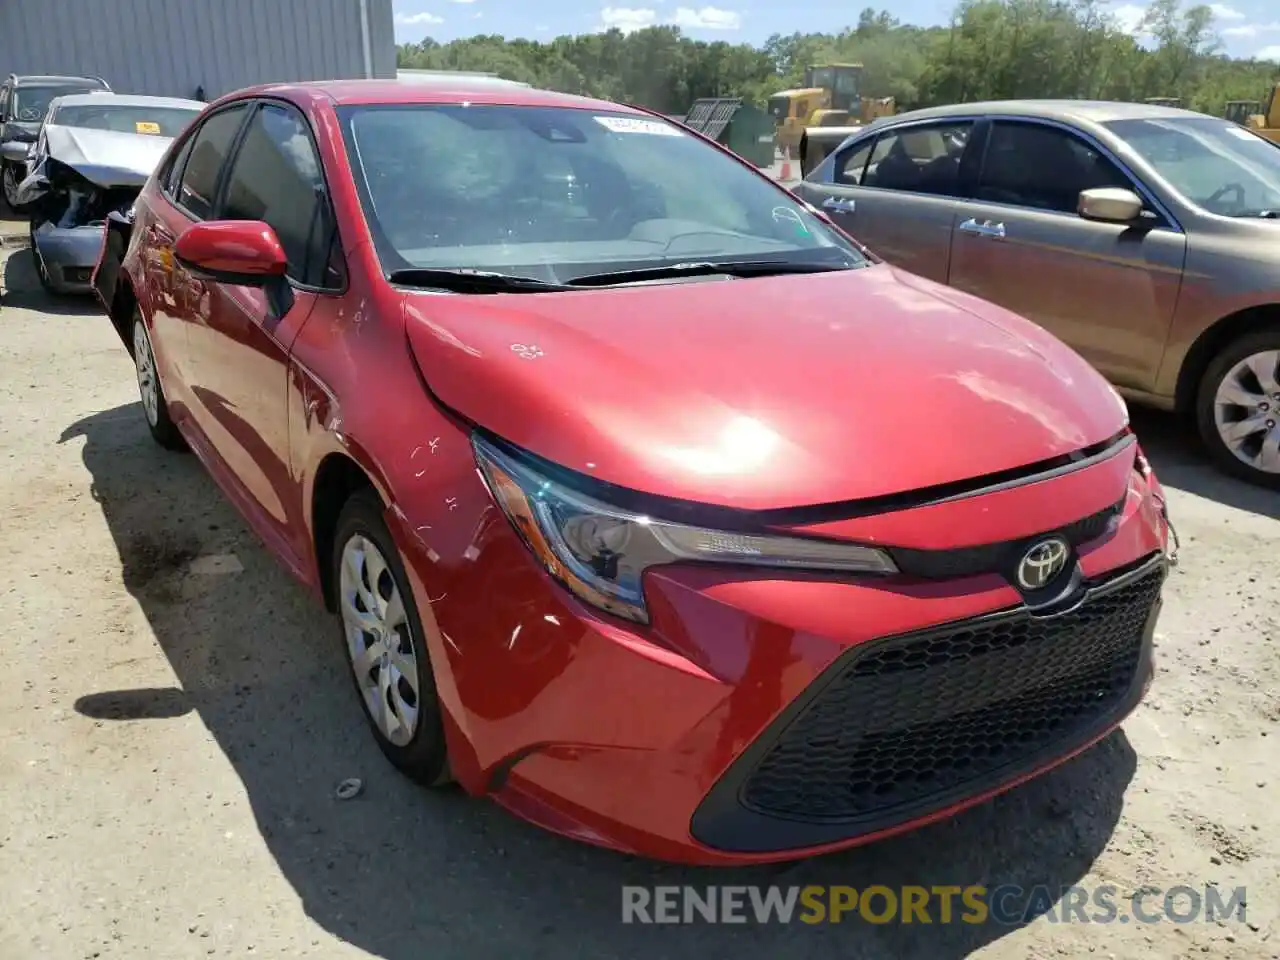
[778,144,793,181]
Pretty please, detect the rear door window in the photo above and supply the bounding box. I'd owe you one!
[861,121,973,196]
[176,103,249,220]
[833,139,874,185]
[162,133,197,197]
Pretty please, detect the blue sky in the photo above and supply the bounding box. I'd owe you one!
[392,0,1280,61]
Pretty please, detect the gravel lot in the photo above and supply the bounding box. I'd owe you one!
[0,218,1277,960]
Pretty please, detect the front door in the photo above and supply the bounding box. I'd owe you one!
[184,99,343,567]
[946,119,1186,391]
[796,118,976,283]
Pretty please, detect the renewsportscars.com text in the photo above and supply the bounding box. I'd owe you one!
[621,884,1248,925]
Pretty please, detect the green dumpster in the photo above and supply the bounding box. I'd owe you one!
[680,97,776,167]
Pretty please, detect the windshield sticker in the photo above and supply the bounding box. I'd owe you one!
[135,121,162,135]
[593,116,683,136]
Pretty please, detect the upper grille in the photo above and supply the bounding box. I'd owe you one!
[738,559,1163,825]
[887,499,1123,580]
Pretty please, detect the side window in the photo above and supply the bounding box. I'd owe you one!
[176,104,248,220]
[833,139,873,186]
[162,133,196,196]
[977,121,1134,214]
[219,102,341,288]
[0,86,9,121]
[862,121,972,196]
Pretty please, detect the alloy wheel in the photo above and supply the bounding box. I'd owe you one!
[133,321,160,428]
[1213,349,1280,475]
[338,533,421,747]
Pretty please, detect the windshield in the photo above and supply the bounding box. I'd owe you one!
[1106,116,1280,217]
[767,96,790,120]
[13,85,101,122]
[338,103,863,282]
[50,103,199,137]
[806,68,833,90]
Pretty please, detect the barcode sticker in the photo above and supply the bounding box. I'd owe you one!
[593,116,682,136]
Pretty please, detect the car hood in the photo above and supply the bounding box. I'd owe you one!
[42,124,172,187]
[404,264,1128,510]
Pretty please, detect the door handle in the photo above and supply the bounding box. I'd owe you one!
[958,218,1006,239]
[823,196,855,213]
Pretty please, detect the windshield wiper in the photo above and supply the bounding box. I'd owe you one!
[565,259,858,287]
[1226,209,1280,219]
[388,267,572,293]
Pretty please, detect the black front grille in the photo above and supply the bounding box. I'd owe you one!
[740,561,1162,825]
[689,556,1164,852]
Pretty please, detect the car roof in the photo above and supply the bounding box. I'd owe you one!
[886,98,1210,126]
[10,74,106,87]
[220,78,643,114]
[52,92,203,110]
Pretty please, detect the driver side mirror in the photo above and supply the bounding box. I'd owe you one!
[174,220,288,285]
[1078,187,1144,223]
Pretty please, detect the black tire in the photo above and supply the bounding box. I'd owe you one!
[331,489,452,787]
[1194,326,1280,489]
[130,311,187,451]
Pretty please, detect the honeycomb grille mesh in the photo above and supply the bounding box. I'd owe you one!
[740,564,1162,823]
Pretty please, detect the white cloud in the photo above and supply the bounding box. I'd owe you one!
[536,24,550,32]
[671,5,741,29]
[1257,43,1280,60]
[598,4,740,32]
[1209,3,1245,19]
[447,0,477,4]
[600,6,658,31]
[1225,21,1280,37]
[1109,3,1148,34]
[394,10,444,24]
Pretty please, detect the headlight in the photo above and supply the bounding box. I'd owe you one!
[473,435,898,623]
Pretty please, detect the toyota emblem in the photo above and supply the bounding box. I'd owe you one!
[1016,538,1070,590]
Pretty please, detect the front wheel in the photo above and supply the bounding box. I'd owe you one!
[1195,328,1280,488]
[332,490,451,786]
[131,312,186,451]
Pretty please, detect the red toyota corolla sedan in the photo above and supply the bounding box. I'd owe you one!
[92,77,1174,865]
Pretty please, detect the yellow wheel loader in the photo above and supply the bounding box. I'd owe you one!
[1232,85,1280,144]
[768,64,891,158]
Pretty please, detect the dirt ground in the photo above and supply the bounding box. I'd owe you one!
[0,224,1277,960]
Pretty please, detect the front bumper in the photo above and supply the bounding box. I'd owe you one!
[390,438,1169,865]
[690,551,1163,853]
[31,221,103,293]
